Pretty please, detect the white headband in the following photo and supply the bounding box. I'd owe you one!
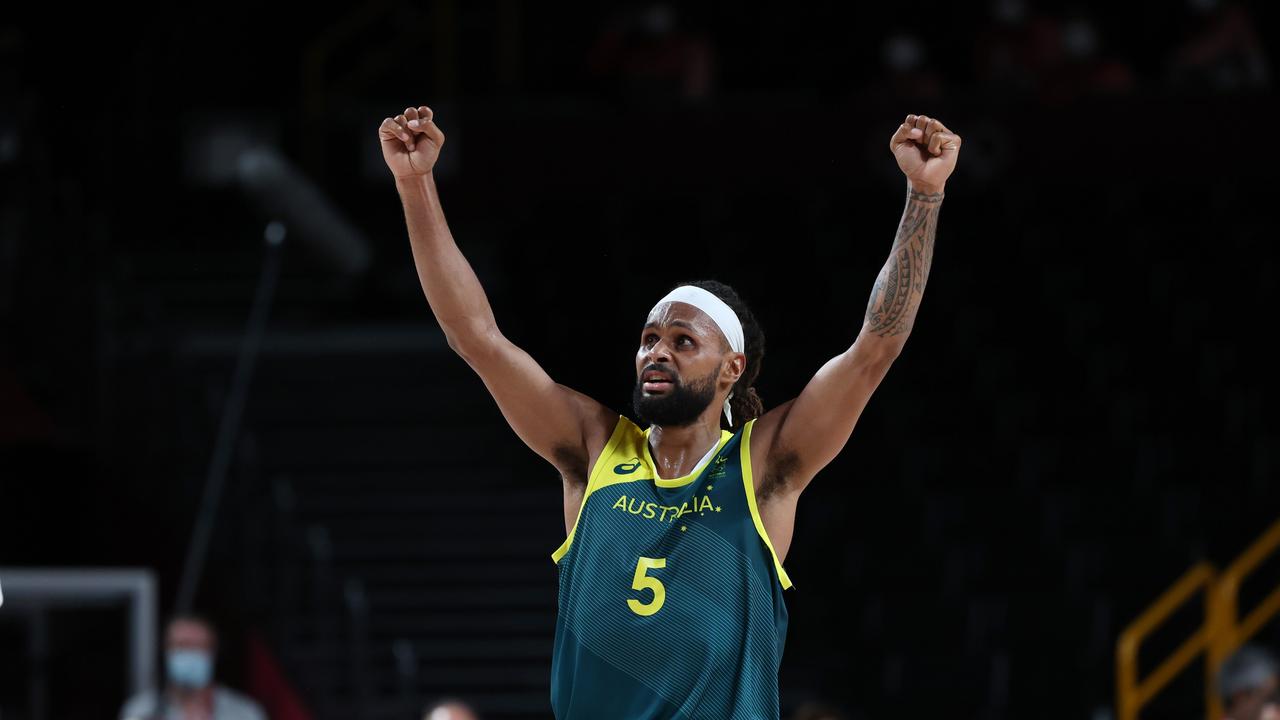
[651,285,744,353]
[649,285,745,425]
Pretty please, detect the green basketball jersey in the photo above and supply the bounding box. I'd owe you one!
[550,414,794,719]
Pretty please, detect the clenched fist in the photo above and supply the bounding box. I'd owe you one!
[890,113,960,194]
[380,105,445,180]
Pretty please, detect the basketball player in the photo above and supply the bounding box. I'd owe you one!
[379,105,960,719]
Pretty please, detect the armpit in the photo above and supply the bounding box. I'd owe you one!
[759,447,801,501]
[553,443,589,488]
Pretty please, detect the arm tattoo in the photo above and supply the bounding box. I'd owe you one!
[864,188,943,337]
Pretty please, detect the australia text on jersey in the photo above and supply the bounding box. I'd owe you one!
[610,493,722,524]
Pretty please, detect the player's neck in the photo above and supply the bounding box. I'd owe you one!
[647,416,722,479]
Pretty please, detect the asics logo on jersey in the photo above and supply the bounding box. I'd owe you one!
[614,457,642,475]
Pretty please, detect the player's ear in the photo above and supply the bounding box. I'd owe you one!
[723,352,746,384]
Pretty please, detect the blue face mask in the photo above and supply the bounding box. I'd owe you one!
[166,649,213,689]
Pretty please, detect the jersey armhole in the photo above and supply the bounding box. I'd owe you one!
[740,418,796,590]
[552,414,630,564]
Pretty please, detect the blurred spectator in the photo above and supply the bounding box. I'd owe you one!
[587,3,716,103]
[1218,644,1280,720]
[1167,0,1270,92]
[974,1,1133,103]
[120,615,266,720]
[880,32,943,101]
[788,700,846,720]
[1042,9,1135,103]
[423,697,480,720]
[974,0,1063,94]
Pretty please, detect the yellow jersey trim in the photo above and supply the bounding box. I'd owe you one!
[552,415,630,564]
[740,418,795,590]
[641,426,734,487]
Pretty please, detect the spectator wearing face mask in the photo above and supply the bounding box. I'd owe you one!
[120,614,267,720]
[1219,644,1280,720]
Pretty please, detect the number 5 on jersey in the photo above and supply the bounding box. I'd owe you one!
[627,556,667,616]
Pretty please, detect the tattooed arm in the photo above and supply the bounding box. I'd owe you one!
[750,114,961,499]
[863,185,944,344]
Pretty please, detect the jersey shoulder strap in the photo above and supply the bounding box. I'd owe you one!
[551,414,642,563]
[740,417,795,590]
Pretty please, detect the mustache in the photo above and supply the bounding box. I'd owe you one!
[639,363,680,383]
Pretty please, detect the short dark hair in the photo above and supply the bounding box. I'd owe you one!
[165,612,218,646]
[1218,644,1279,704]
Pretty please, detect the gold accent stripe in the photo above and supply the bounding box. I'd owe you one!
[740,418,794,590]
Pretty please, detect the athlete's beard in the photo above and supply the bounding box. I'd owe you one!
[633,364,720,428]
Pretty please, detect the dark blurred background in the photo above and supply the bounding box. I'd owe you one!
[2,1,1278,719]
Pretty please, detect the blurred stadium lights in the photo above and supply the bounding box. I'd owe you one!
[183,115,372,277]
[236,147,372,276]
[182,113,277,186]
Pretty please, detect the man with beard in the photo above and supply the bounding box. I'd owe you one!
[380,106,960,719]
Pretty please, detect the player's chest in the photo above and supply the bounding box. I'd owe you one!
[586,467,744,542]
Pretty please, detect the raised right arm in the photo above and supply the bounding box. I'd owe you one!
[381,106,616,485]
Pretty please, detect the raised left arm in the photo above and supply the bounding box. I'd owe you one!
[753,114,960,495]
